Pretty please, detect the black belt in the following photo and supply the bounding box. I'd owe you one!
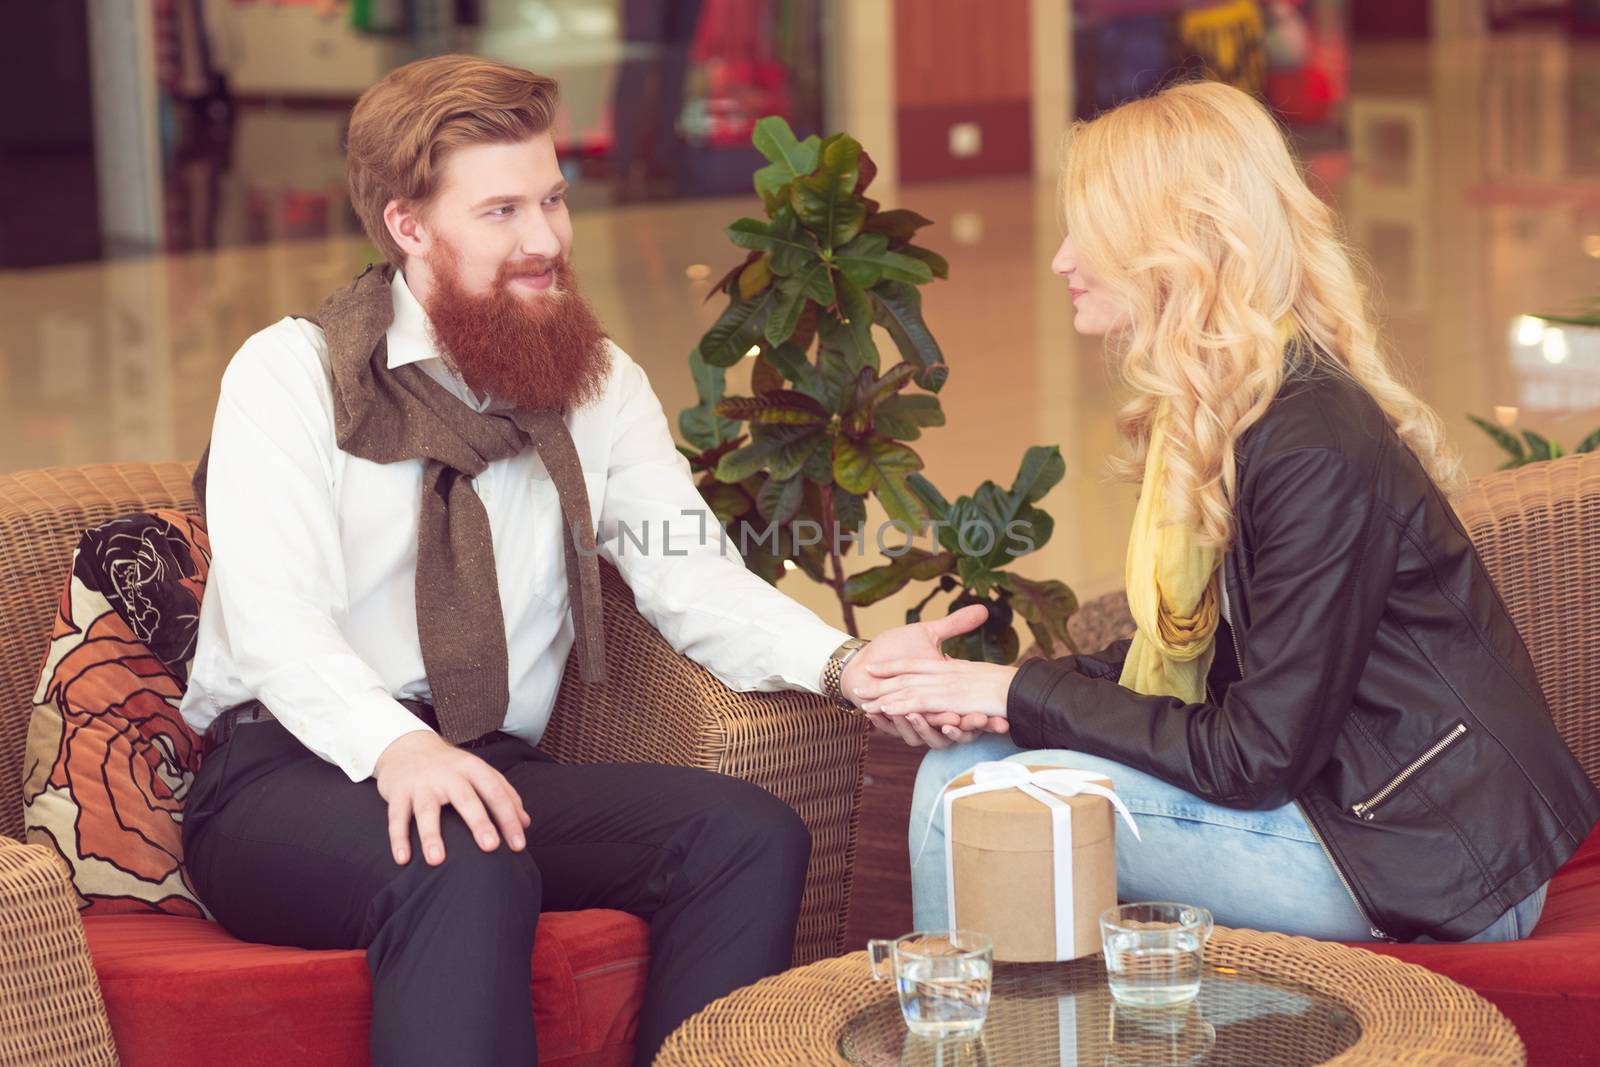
[201,698,501,757]
[201,701,275,756]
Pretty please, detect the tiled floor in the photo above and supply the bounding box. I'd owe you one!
[3,31,1600,945]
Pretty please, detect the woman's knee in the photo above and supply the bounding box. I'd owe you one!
[914,735,1023,796]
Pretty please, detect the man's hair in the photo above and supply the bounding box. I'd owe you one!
[346,55,559,266]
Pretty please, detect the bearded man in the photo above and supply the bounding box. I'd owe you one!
[178,55,999,1067]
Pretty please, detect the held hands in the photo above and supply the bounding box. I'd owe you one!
[373,730,531,866]
[840,603,1014,750]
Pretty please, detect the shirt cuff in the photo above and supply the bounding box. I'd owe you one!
[788,618,854,696]
[334,692,436,783]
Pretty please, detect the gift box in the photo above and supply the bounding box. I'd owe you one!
[943,763,1137,963]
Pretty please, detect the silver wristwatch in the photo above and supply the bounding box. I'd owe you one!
[822,637,869,715]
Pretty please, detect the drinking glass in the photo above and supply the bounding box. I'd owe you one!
[1099,902,1213,1007]
[867,929,994,1037]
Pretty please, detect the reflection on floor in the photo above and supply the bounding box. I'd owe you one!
[3,32,1600,947]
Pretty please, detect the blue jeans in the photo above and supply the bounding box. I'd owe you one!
[908,734,1547,944]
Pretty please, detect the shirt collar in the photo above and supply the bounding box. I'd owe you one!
[385,268,502,413]
[386,269,440,371]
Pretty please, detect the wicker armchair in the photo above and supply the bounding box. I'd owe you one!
[1448,451,1600,789]
[0,463,868,1066]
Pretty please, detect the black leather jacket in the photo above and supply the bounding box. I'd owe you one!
[1006,367,1600,941]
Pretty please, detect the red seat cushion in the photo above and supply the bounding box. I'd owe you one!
[84,908,649,1066]
[1360,822,1600,1066]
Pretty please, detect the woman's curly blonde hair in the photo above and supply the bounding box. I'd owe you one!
[1061,80,1460,549]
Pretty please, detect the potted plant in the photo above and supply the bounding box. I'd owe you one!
[676,117,1078,662]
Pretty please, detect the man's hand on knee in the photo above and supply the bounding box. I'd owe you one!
[373,731,532,866]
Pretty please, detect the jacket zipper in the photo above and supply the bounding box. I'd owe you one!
[1351,722,1469,821]
[1295,803,1392,940]
[1220,560,1394,941]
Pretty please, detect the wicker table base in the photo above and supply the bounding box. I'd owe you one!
[655,928,1524,1066]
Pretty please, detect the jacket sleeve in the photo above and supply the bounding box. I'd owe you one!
[1006,446,1398,809]
[1068,638,1134,681]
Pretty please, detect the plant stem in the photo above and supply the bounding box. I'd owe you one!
[818,484,860,637]
[906,580,946,623]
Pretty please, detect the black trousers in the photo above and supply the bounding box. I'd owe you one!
[180,720,810,1066]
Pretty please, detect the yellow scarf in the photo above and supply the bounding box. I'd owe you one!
[1118,405,1221,703]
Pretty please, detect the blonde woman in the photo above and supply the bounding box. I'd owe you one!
[857,81,1599,943]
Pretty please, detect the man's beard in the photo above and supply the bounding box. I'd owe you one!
[422,244,612,414]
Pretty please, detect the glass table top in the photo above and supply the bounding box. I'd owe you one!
[838,955,1360,1067]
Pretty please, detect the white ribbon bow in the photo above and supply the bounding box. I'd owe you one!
[920,761,1141,960]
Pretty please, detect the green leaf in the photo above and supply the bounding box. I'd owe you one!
[872,281,948,392]
[1533,300,1600,329]
[763,425,830,481]
[834,233,933,287]
[1010,446,1066,506]
[899,244,950,280]
[970,486,1012,556]
[699,288,780,367]
[973,481,1054,567]
[788,523,831,583]
[867,362,918,404]
[803,442,837,484]
[714,439,775,482]
[688,345,729,404]
[752,116,822,202]
[1576,427,1600,454]
[873,393,945,440]
[1000,507,1054,561]
[999,573,1079,659]
[699,481,753,526]
[790,135,865,249]
[956,554,999,598]
[727,211,820,276]
[844,548,958,606]
[833,435,927,525]
[680,407,738,451]
[1521,429,1558,462]
[905,474,951,521]
[942,609,1019,664]
[1467,415,1526,463]
[765,262,837,346]
[832,275,883,371]
[679,348,743,449]
[830,485,868,532]
[814,346,859,414]
[757,475,805,525]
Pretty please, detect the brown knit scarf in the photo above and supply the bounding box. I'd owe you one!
[198,265,608,743]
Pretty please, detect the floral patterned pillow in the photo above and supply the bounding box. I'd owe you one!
[21,510,210,917]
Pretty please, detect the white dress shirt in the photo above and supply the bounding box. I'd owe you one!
[179,271,850,782]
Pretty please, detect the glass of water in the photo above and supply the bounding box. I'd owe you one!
[1099,902,1213,1007]
[867,929,994,1037]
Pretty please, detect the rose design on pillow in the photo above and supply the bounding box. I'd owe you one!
[25,508,211,917]
[72,512,208,682]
